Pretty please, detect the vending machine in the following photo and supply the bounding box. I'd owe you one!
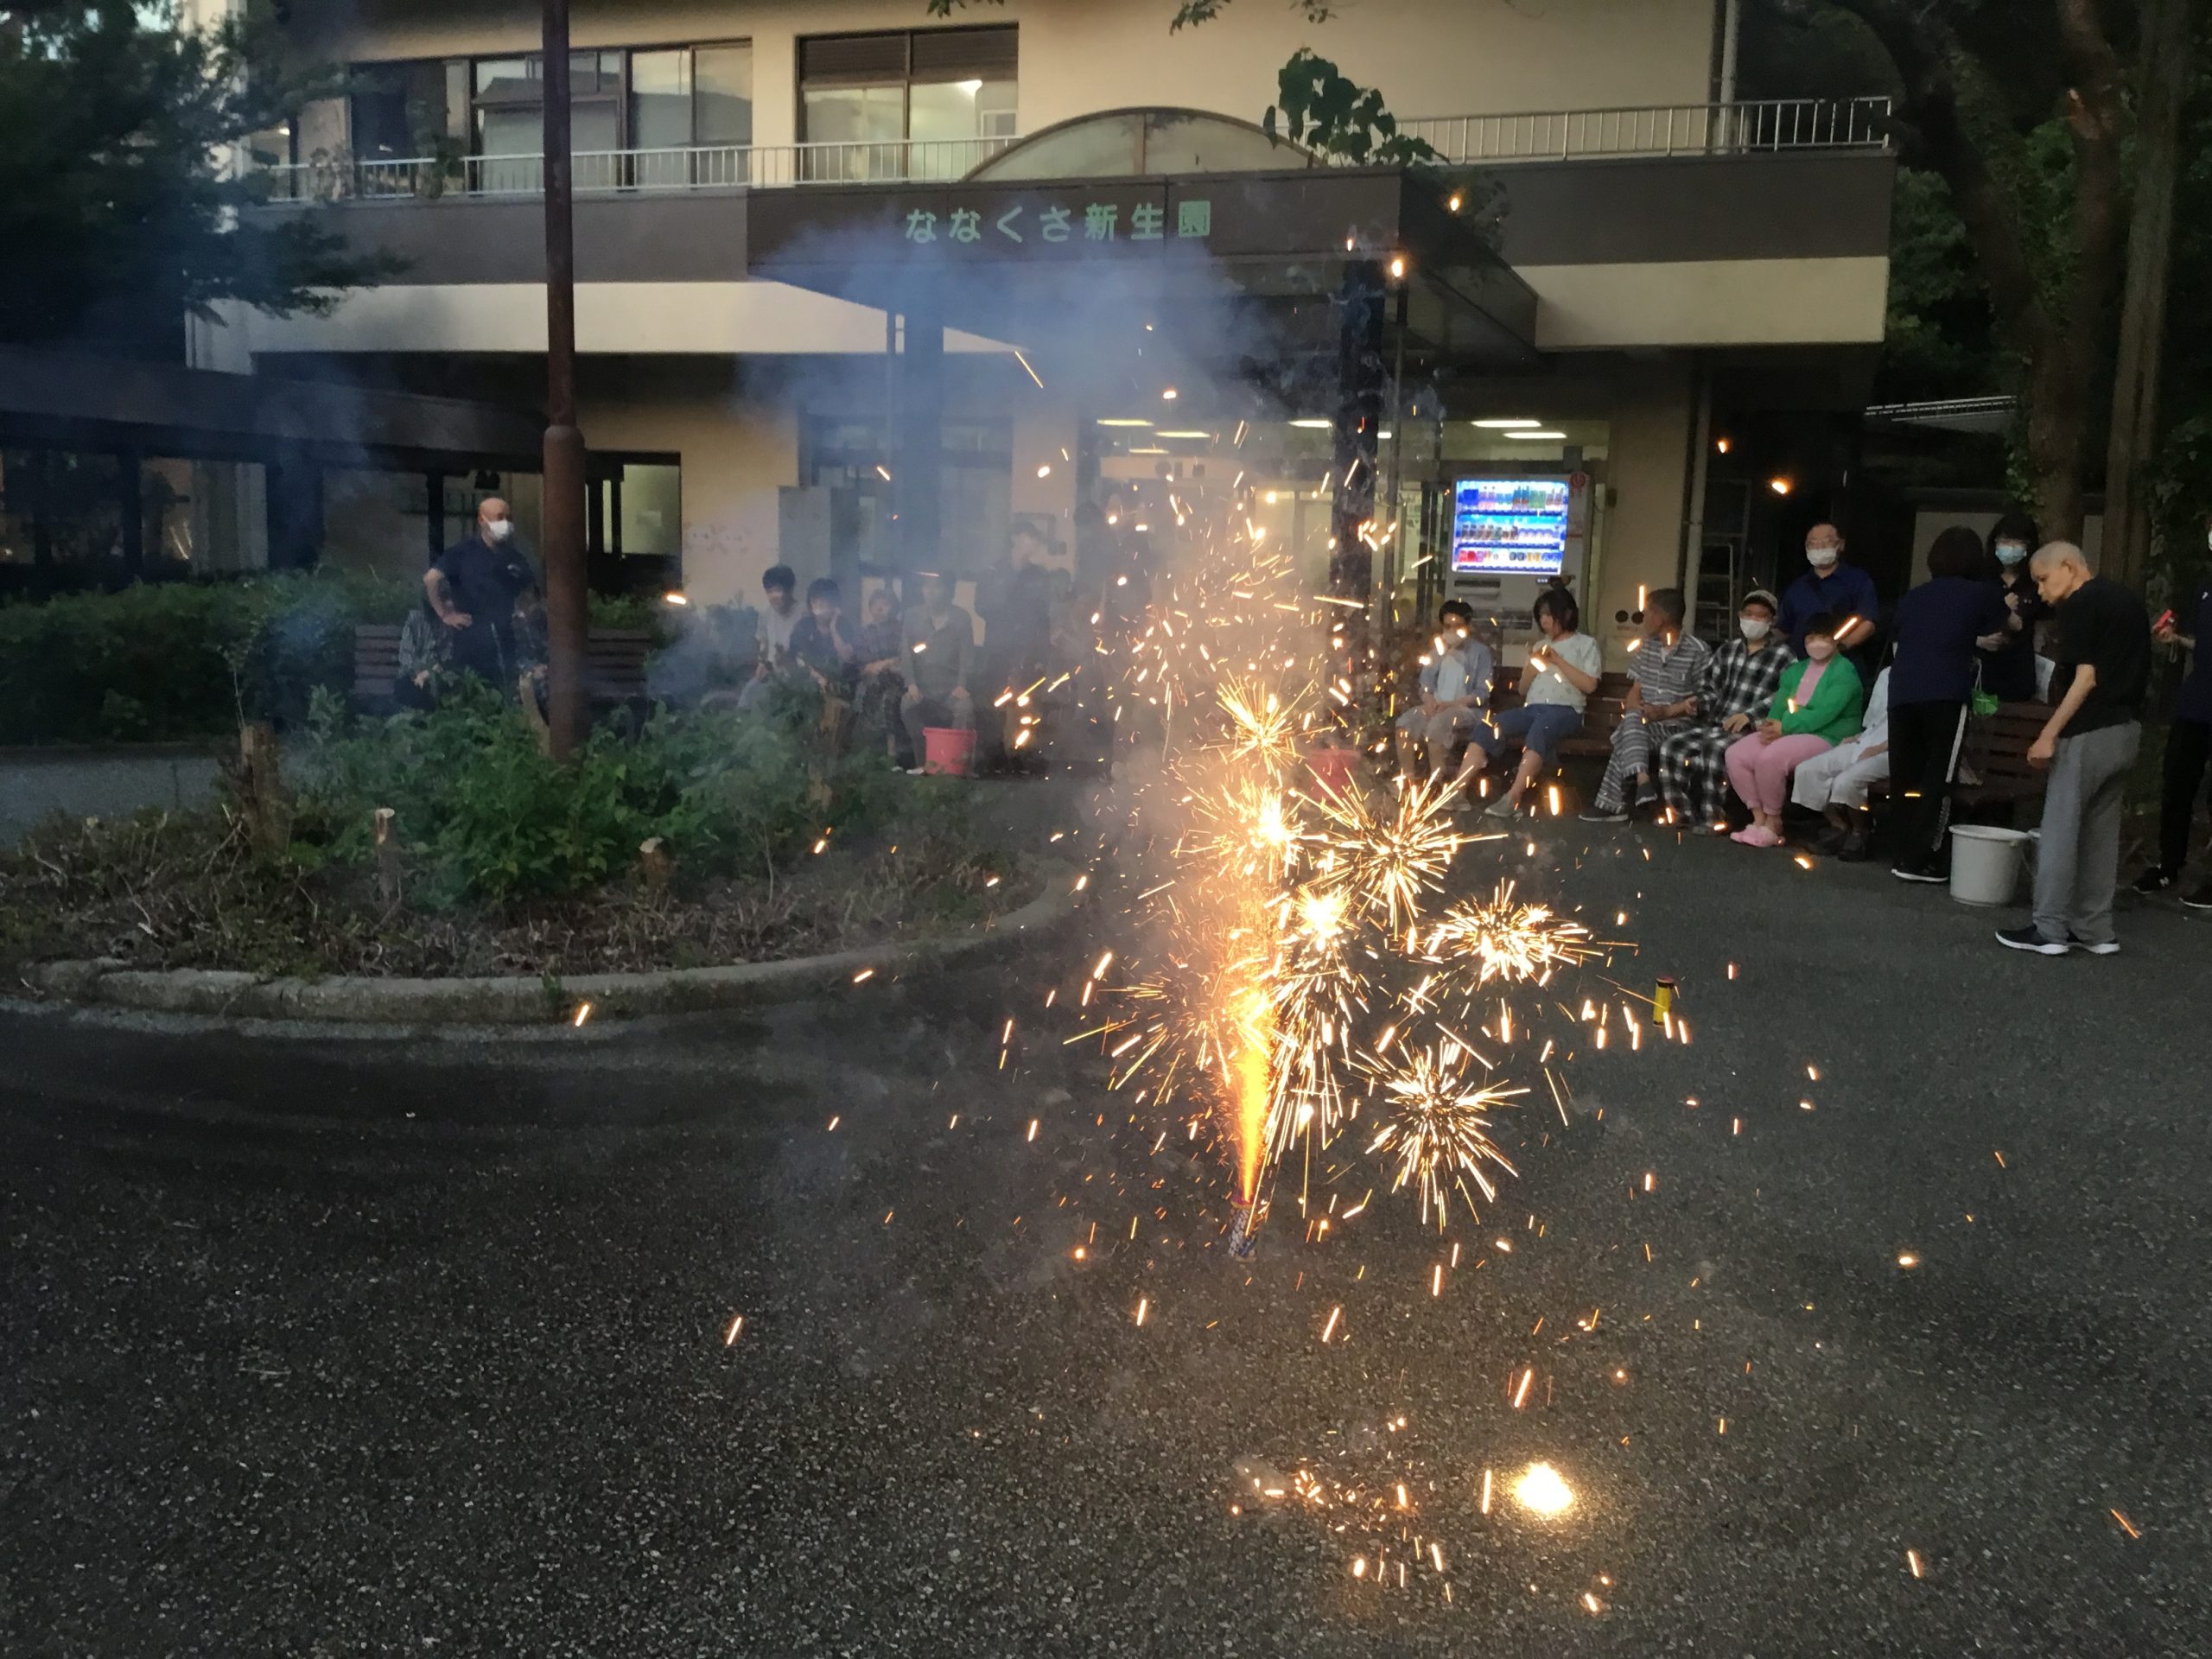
[1446,469,1594,653]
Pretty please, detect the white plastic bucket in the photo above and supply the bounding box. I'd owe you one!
[1948,823,2032,906]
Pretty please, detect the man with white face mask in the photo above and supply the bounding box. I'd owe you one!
[426,496,538,686]
[1777,523,1879,662]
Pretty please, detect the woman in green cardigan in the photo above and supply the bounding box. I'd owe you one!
[1724,611,1865,848]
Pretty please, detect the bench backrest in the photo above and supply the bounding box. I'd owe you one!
[1970,701,2050,793]
[353,625,652,702]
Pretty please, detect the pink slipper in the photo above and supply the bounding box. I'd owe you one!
[1730,825,1781,848]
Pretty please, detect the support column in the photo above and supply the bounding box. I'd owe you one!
[895,280,945,583]
[1329,260,1386,600]
[540,0,590,761]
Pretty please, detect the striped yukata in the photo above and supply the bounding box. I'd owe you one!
[1656,637,1799,828]
[1592,633,1713,812]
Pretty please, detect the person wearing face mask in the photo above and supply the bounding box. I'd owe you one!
[425,496,538,686]
[2132,524,2212,908]
[1777,524,1880,663]
[1396,600,1494,785]
[1996,542,2150,954]
[1977,511,2048,702]
[1885,525,2008,883]
[1722,613,1864,848]
[1581,587,1707,822]
[1655,589,1796,832]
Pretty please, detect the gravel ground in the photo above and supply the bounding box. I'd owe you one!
[2,815,2207,1657]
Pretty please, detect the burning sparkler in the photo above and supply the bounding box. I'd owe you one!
[1363,1040,1522,1229]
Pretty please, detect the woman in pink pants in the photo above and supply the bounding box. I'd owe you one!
[1723,613,1866,848]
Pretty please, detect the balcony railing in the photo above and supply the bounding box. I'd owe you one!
[257,135,1019,203]
[251,98,1891,205]
[1399,96,1894,163]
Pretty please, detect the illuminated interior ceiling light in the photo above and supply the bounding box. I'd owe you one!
[1289,418,1333,429]
[1160,387,1179,400]
[1473,418,1541,429]
[1094,418,1154,428]
[1503,430,1568,441]
[1155,430,1215,440]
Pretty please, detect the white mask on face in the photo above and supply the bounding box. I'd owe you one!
[1805,638,1837,661]
[1995,542,2028,566]
[1738,616,1770,641]
[1807,547,1840,571]
[484,518,513,543]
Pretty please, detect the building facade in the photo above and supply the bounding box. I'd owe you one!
[193,0,1894,661]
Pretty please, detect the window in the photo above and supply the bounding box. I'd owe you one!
[799,26,1016,178]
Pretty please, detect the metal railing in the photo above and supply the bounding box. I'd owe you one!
[1399,96,1893,163]
[251,99,1892,204]
[257,134,1019,203]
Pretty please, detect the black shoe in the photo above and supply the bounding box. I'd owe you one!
[1836,832,1872,863]
[2133,868,2179,896]
[1891,864,1948,885]
[1995,925,2069,956]
[1579,806,1629,823]
[1634,785,1660,812]
[1809,823,1849,856]
[2186,885,2212,912]
[2068,932,2120,957]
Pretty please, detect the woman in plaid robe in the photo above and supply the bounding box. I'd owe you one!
[1656,590,1796,830]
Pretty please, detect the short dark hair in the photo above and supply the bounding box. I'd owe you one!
[1439,599,1474,626]
[1801,610,1839,640]
[1927,524,1986,581]
[806,577,839,604]
[1644,587,1687,627]
[762,564,797,594]
[1987,510,2039,552]
[1532,587,1579,632]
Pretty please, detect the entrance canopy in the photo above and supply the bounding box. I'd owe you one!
[745,163,1539,376]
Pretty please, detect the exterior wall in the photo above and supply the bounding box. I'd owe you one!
[1524,257,1891,352]
[1591,359,1696,667]
[287,0,1713,153]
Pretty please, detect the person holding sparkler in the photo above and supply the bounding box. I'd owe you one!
[1722,613,1865,848]
[1395,600,1493,785]
[1656,588,1795,832]
[1451,587,1603,819]
[1581,587,1708,823]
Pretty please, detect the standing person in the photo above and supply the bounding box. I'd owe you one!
[1977,511,2048,702]
[1792,664,1892,860]
[1997,543,2152,956]
[853,584,909,763]
[900,570,976,774]
[1656,589,1796,832]
[1887,526,2008,883]
[1777,523,1880,664]
[1395,599,1493,785]
[1451,586,1602,819]
[2131,545,2212,908]
[423,497,537,686]
[1722,613,1865,848]
[1581,587,1708,822]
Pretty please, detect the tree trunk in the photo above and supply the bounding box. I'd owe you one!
[2101,0,2194,589]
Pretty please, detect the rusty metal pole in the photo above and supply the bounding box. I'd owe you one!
[540,0,588,760]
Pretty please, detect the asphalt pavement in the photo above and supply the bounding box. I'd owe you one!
[3,818,2207,1657]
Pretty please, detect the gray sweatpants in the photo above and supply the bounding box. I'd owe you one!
[2031,721,2140,947]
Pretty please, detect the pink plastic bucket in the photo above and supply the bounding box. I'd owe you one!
[923,726,976,777]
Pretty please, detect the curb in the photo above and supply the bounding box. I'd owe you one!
[19,860,1088,1027]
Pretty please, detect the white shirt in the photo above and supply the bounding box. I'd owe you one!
[1524,630,1605,712]
[1433,652,1468,704]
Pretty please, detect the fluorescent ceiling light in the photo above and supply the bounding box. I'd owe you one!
[1094,418,1154,428]
[1504,429,1567,440]
[1155,429,1215,439]
[1474,418,1541,429]
[1126,446,1169,455]
[1288,418,1332,429]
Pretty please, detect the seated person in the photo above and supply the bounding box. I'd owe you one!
[1722,613,1865,849]
[1790,664,1891,861]
[900,570,977,774]
[1395,600,1493,784]
[787,577,859,696]
[853,585,908,762]
[1583,586,1709,822]
[394,597,450,710]
[1452,586,1603,819]
[737,564,804,712]
[1656,588,1795,832]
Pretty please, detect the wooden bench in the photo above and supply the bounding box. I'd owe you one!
[352,625,654,709]
[1865,700,2048,813]
[1484,669,1636,759]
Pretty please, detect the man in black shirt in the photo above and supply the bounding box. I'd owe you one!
[1997,542,2151,956]
[424,497,538,686]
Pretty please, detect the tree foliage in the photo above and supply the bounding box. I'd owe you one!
[0,1,392,350]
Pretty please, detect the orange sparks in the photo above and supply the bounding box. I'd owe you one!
[851,968,875,984]
[1511,1368,1534,1408]
[1134,1297,1148,1326]
[1431,1263,1445,1298]
[722,1314,743,1346]
[2111,1509,2141,1540]
[1320,1306,1342,1344]
[1027,1118,1039,1142]
[1906,1549,1924,1578]
[1479,1469,1493,1513]
[571,1001,593,1027]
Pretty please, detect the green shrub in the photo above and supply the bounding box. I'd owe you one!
[294,688,906,904]
[0,573,673,745]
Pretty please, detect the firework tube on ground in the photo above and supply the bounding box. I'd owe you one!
[1226,1193,1260,1258]
[1653,976,1677,1020]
